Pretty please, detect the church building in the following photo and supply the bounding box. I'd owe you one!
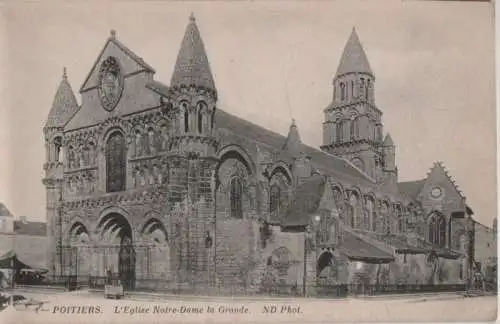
[42,15,474,294]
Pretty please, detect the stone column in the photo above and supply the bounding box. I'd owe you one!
[303,227,318,297]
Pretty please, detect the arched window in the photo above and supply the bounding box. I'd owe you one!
[147,128,155,155]
[182,102,189,133]
[270,185,281,221]
[54,137,62,162]
[428,213,446,247]
[197,102,206,134]
[88,141,96,165]
[366,79,371,100]
[346,204,354,228]
[366,198,374,231]
[230,177,243,219]
[335,120,342,142]
[349,194,358,228]
[134,130,142,157]
[397,207,405,233]
[82,146,90,166]
[198,110,203,133]
[106,131,127,193]
[340,83,346,101]
[211,109,216,131]
[349,119,356,139]
[68,145,75,168]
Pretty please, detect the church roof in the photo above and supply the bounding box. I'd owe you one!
[45,68,79,128]
[79,30,155,93]
[0,203,12,217]
[215,109,374,184]
[397,179,425,201]
[383,133,394,146]
[146,80,170,96]
[337,230,395,264]
[280,173,327,228]
[335,28,373,78]
[170,14,216,92]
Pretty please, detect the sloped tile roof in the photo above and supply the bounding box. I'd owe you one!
[145,80,170,96]
[338,230,395,264]
[280,174,327,228]
[366,232,427,254]
[111,37,155,73]
[335,28,373,77]
[215,109,374,184]
[170,14,216,91]
[0,203,13,217]
[13,221,47,236]
[79,32,155,93]
[383,133,394,146]
[397,179,426,200]
[45,69,80,128]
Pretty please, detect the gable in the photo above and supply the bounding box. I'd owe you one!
[65,37,161,131]
[0,203,13,217]
[419,163,465,214]
[80,37,154,93]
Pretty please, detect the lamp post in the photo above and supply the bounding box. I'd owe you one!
[303,214,321,297]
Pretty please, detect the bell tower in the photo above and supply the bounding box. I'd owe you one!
[167,13,218,285]
[321,28,385,181]
[169,13,218,159]
[43,67,79,277]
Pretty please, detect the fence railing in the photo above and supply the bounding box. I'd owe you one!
[22,275,471,298]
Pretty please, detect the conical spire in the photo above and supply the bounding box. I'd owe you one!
[383,133,394,146]
[170,14,216,92]
[335,27,373,78]
[283,119,303,158]
[45,67,79,128]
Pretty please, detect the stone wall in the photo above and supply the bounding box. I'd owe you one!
[0,233,48,269]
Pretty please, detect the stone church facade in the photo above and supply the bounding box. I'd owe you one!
[42,15,473,293]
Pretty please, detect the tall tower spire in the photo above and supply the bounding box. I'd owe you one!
[170,13,216,94]
[169,14,218,158]
[335,27,373,78]
[321,28,386,181]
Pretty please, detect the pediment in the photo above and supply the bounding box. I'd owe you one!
[419,162,465,211]
[80,36,155,93]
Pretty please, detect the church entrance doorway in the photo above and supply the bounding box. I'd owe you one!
[97,212,136,291]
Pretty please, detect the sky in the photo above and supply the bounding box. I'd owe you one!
[0,0,496,227]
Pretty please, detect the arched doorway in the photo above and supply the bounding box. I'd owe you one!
[317,251,334,277]
[68,222,91,283]
[97,212,136,290]
[141,218,169,280]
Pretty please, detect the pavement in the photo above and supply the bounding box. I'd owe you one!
[1,290,496,324]
[8,286,493,303]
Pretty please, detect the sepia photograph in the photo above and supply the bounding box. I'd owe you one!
[0,0,497,323]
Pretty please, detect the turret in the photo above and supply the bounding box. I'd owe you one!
[382,133,398,186]
[333,27,375,106]
[282,120,311,187]
[43,67,79,277]
[321,28,384,179]
[169,13,218,158]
